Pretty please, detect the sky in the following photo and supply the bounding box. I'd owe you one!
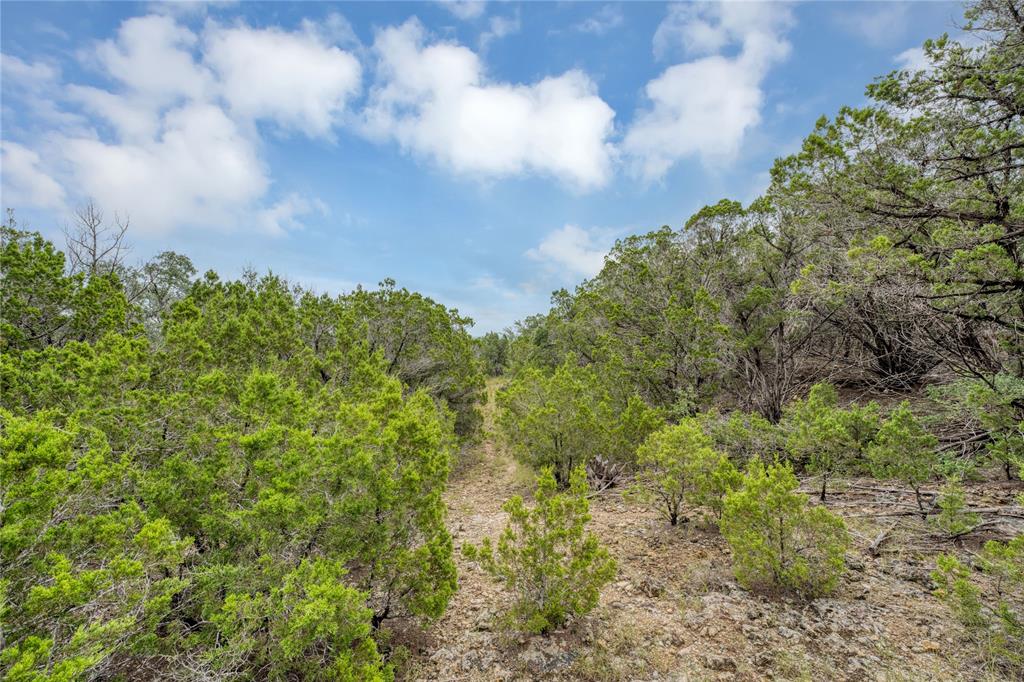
[1,0,962,332]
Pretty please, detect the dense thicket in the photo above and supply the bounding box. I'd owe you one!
[2,0,1022,677]
[491,0,1022,668]
[504,0,1022,461]
[0,219,483,680]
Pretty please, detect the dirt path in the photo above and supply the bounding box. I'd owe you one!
[398,383,993,681]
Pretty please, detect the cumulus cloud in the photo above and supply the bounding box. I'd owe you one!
[204,22,361,137]
[62,104,268,233]
[1,141,67,208]
[92,14,214,104]
[625,3,793,180]
[526,224,612,279]
[2,13,362,234]
[363,19,615,190]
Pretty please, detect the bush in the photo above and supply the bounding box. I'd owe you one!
[720,457,849,597]
[868,401,938,516]
[933,536,1024,674]
[463,466,616,633]
[782,383,880,501]
[930,480,981,538]
[630,419,742,525]
[497,358,662,485]
[0,242,459,681]
[931,375,1024,481]
[699,409,784,464]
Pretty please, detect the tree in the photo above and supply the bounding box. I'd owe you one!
[62,200,131,278]
[720,457,849,597]
[475,330,510,376]
[462,467,616,634]
[630,419,741,525]
[1,229,462,680]
[125,250,197,339]
[787,0,1024,384]
[496,357,662,485]
[868,401,939,516]
[344,279,485,438]
[782,383,880,501]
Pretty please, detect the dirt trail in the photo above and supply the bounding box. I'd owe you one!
[399,382,995,681]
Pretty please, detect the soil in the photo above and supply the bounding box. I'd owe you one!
[390,381,1024,682]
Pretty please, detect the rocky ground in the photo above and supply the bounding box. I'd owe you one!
[389,383,1023,681]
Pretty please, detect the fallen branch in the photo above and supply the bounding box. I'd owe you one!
[867,520,900,557]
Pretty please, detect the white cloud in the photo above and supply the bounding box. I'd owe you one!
[256,193,327,236]
[1,141,66,209]
[574,5,623,36]
[625,3,793,180]
[895,46,930,72]
[2,13,364,234]
[67,85,162,141]
[480,13,520,50]
[92,14,213,104]
[62,103,269,233]
[526,224,613,279]
[2,54,86,130]
[438,0,486,21]
[363,19,615,190]
[204,22,362,137]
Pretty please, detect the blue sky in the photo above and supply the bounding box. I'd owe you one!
[1,0,961,332]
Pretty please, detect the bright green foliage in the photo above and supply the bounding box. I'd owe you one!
[344,278,485,438]
[930,480,981,538]
[699,409,784,464]
[630,419,742,525]
[463,467,616,634]
[1,230,463,680]
[934,536,1024,674]
[1,411,190,680]
[1,224,132,353]
[782,383,880,501]
[868,402,939,514]
[720,458,849,597]
[496,357,662,485]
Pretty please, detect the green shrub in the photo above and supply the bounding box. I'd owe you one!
[720,457,849,597]
[931,375,1024,481]
[699,409,784,464]
[930,480,981,538]
[463,466,616,633]
[933,536,1024,674]
[782,383,880,501]
[496,358,662,485]
[868,401,938,516]
[630,419,742,525]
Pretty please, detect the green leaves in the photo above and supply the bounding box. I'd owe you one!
[782,383,881,501]
[933,535,1024,674]
[464,467,616,634]
[868,401,939,513]
[1,232,467,680]
[497,358,662,485]
[720,458,849,598]
[630,419,741,526]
